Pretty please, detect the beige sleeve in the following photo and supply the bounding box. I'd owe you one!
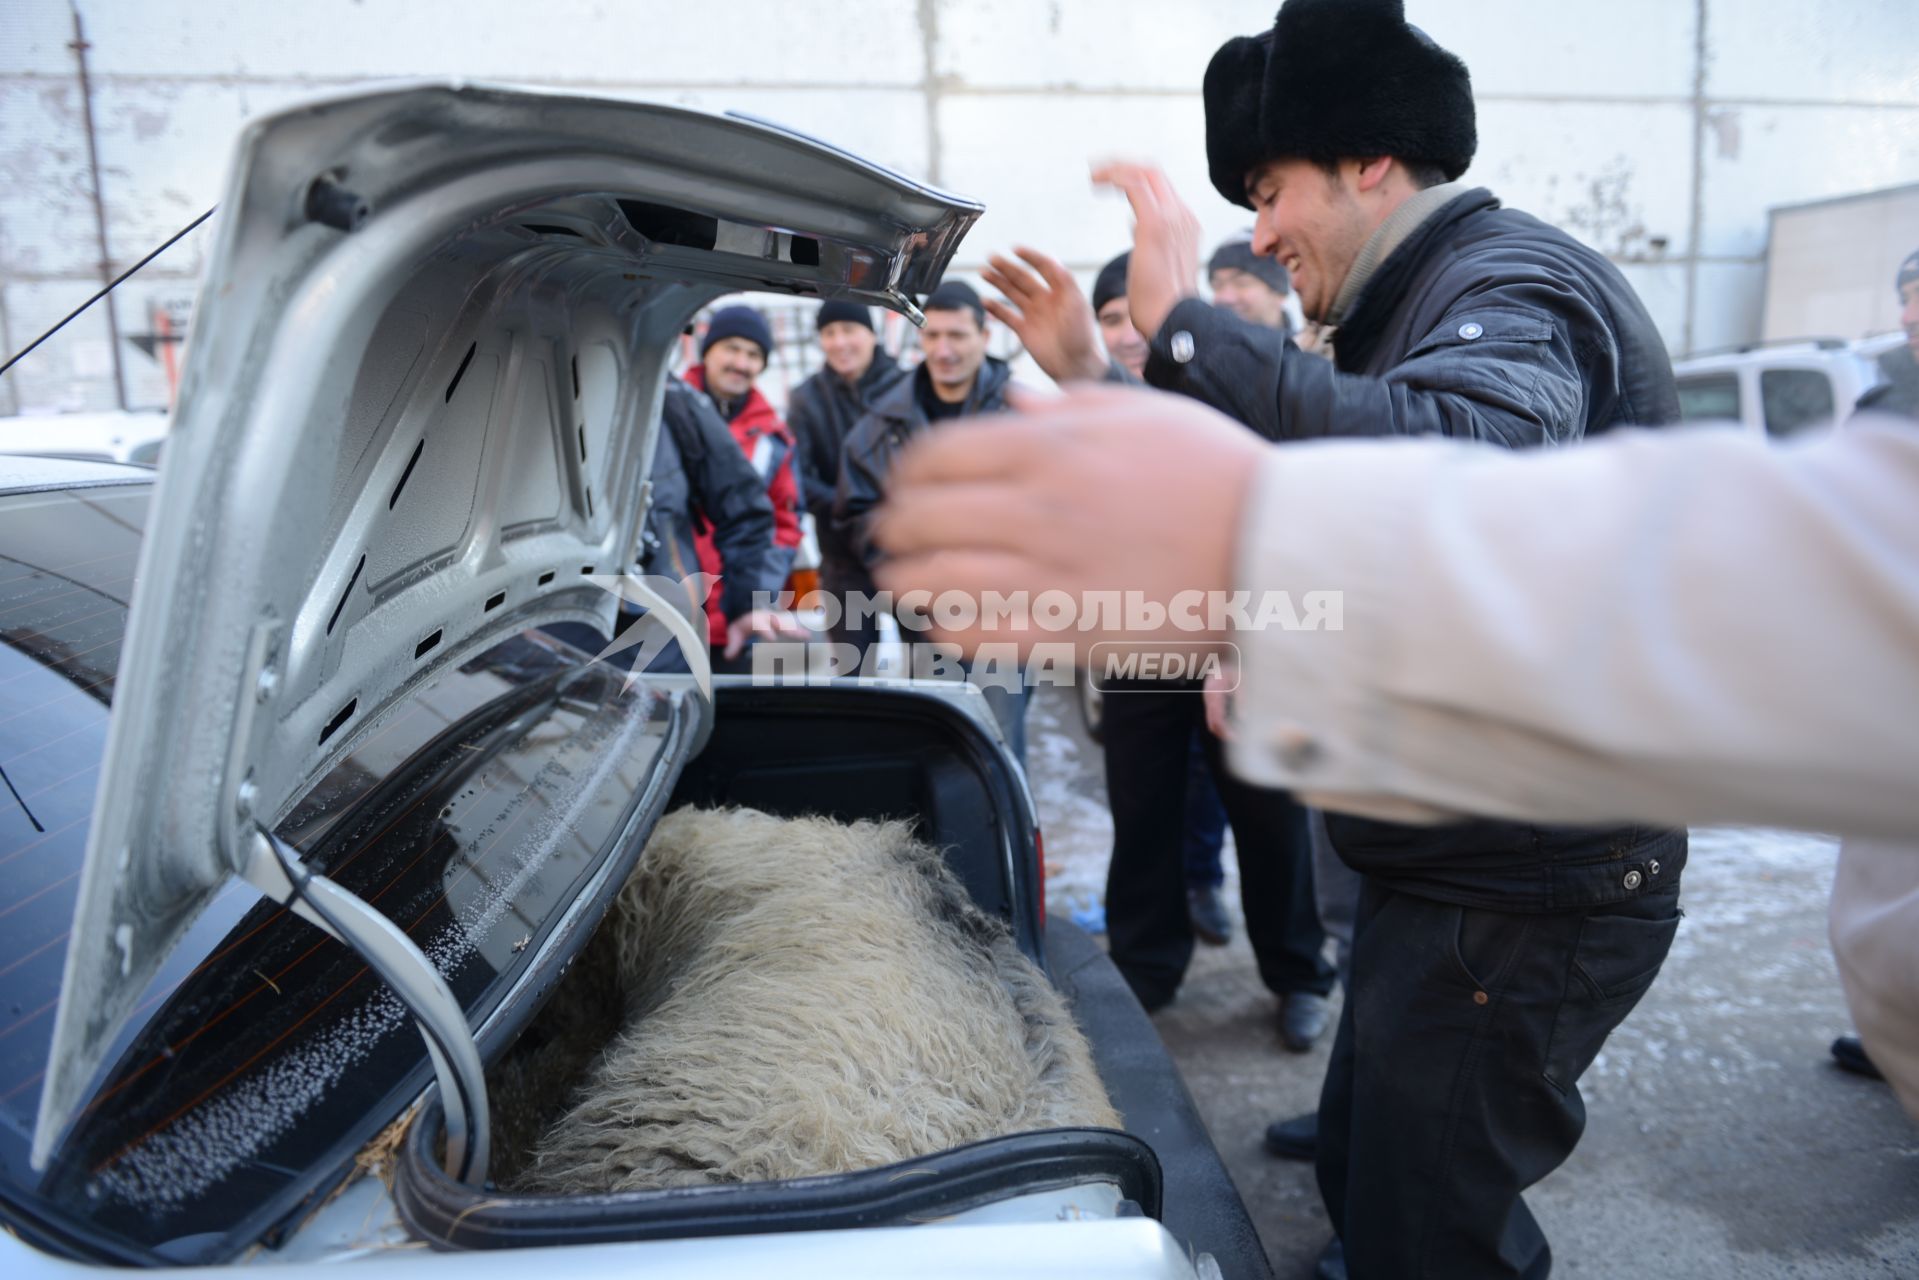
[1831,838,1919,1120]
[1223,416,1919,841]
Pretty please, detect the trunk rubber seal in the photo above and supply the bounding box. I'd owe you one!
[394,1111,1161,1249]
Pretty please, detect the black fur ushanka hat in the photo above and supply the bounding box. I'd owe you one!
[1205,0,1477,209]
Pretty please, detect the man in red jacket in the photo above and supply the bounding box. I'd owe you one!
[684,303,806,672]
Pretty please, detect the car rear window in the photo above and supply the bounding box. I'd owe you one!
[1675,372,1741,423]
[1759,368,1837,437]
[0,483,677,1263]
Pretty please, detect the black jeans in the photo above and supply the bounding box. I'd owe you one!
[1100,679,1334,1008]
[1317,877,1683,1279]
[821,562,881,668]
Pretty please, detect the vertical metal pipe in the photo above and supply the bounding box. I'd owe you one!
[68,4,130,411]
[1681,0,1709,358]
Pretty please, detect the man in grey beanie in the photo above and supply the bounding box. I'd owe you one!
[1208,235,1294,338]
[789,300,908,664]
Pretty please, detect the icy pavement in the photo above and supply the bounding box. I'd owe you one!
[1022,684,1919,1278]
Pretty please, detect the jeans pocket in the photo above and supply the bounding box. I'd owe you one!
[1569,911,1683,1004]
[1543,909,1682,1094]
[1448,904,1531,995]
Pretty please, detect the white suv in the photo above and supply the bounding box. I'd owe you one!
[1672,333,1903,437]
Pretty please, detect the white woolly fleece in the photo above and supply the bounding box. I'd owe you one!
[513,807,1119,1194]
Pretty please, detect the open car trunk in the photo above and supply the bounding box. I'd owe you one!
[20,83,1267,1279]
[395,681,1160,1237]
[391,684,1266,1279]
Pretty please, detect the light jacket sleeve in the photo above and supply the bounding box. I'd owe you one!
[1223,416,1919,841]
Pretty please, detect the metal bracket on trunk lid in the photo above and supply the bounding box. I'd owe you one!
[241,829,490,1187]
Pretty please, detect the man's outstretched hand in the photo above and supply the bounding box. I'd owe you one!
[1092,161,1203,341]
[723,607,809,659]
[981,247,1108,384]
[871,384,1264,656]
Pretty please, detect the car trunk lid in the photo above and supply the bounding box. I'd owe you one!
[33,81,981,1170]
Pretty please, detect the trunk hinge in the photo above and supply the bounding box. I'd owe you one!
[242,827,490,1187]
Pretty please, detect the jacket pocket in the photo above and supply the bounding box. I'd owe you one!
[1406,308,1556,357]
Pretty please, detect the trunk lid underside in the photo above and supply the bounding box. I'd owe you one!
[35,81,983,1170]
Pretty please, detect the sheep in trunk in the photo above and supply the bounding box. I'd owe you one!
[512,806,1119,1194]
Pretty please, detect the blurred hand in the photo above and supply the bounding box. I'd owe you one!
[871,384,1263,656]
[1092,161,1202,340]
[724,608,808,658]
[981,248,1108,384]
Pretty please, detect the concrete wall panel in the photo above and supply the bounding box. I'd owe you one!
[0,79,98,278]
[619,86,930,183]
[1419,0,1698,100]
[936,0,1242,93]
[1472,101,1696,259]
[1705,0,1919,104]
[0,280,124,414]
[937,93,1237,275]
[58,0,926,87]
[1699,104,1919,258]
[8,0,1919,415]
[1613,262,1692,356]
[0,3,81,77]
[1688,260,1769,353]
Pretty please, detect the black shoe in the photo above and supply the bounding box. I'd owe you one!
[1280,991,1330,1052]
[1313,1237,1347,1280]
[1831,1035,1885,1080]
[1262,1111,1318,1160]
[1187,885,1233,946]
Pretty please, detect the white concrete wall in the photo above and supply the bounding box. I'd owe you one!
[3,0,1916,414]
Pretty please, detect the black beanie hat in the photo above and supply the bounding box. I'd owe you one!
[700,304,774,358]
[815,299,875,333]
[1897,248,1919,295]
[1205,0,1477,210]
[924,280,986,326]
[1092,252,1131,314]
[1207,238,1290,296]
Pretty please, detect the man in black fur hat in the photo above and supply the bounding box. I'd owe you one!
[981,2,1687,1276]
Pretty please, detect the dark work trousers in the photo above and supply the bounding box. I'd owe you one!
[1317,876,1683,1279]
[1100,678,1334,1009]
[1181,728,1229,890]
[821,560,882,668]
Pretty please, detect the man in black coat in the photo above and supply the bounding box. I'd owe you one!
[788,300,909,664]
[548,376,777,672]
[983,2,1687,1275]
[629,377,782,671]
[836,282,1029,760]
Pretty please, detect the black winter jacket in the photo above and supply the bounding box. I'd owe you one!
[641,378,776,627]
[788,351,909,574]
[1856,345,1919,421]
[1147,188,1681,445]
[835,358,1015,571]
[1147,187,1688,913]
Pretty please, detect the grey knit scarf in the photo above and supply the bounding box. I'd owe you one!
[1321,181,1469,350]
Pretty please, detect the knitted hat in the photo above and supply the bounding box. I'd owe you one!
[700,304,774,358]
[815,299,875,332]
[1207,238,1290,296]
[924,280,985,326]
[1092,252,1131,314]
[1205,0,1476,209]
[1897,247,1919,295]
